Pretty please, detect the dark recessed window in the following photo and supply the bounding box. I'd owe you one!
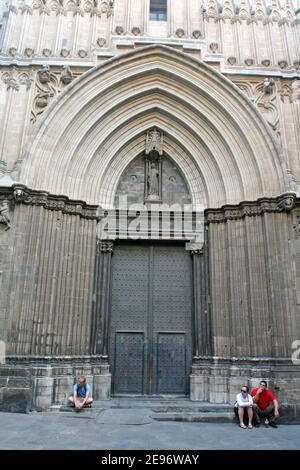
[150,0,167,21]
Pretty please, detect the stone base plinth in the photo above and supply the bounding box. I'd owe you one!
[0,356,111,412]
[190,357,300,417]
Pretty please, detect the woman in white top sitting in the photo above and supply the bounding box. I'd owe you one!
[234,385,254,429]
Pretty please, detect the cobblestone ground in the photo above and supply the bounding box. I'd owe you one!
[0,410,299,450]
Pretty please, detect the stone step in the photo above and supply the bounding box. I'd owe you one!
[47,399,235,424]
[151,412,234,423]
[48,400,233,414]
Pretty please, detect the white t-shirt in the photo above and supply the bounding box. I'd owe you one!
[235,393,253,408]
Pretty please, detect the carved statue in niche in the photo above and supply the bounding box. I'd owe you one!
[147,161,160,199]
[144,128,163,202]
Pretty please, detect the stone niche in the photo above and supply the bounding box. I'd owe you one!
[114,154,192,208]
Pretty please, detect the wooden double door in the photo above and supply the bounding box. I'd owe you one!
[109,242,193,395]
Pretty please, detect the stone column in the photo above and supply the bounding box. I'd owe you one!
[191,246,211,358]
[91,239,114,400]
[92,239,114,358]
[190,244,212,401]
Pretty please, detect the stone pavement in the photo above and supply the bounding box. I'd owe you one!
[0,398,299,450]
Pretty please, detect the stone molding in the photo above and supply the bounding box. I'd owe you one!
[192,355,298,366]
[0,184,98,219]
[203,2,298,26]
[3,355,106,364]
[6,1,115,17]
[206,193,296,223]
[0,185,297,224]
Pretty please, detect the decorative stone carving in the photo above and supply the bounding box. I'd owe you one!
[97,37,107,47]
[175,28,185,38]
[0,200,11,230]
[278,17,289,27]
[131,27,141,36]
[24,48,34,58]
[293,60,300,70]
[10,185,98,218]
[13,188,28,203]
[115,26,124,35]
[8,47,17,57]
[31,65,79,124]
[60,66,74,85]
[277,193,295,211]
[1,68,33,92]
[286,169,298,192]
[201,3,297,24]
[279,82,293,103]
[60,48,70,58]
[99,0,114,17]
[278,59,288,69]
[206,194,296,223]
[78,49,88,58]
[145,128,163,203]
[227,56,237,65]
[74,6,84,17]
[293,213,300,239]
[192,30,201,39]
[42,48,52,57]
[292,80,300,103]
[145,127,163,156]
[21,4,33,15]
[99,240,114,253]
[36,92,51,108]
[19,72,34,90]
[2,69,19,91]
[38,65,51,83]
[209,42,218,53]
[31,66,57,123]
[232,77,279,140]
[8,4,17,14]
[262,78,275,94]
[147,162,160,200]
[244,58,254,66]
[190,249,203,255]
[261,59,271,67]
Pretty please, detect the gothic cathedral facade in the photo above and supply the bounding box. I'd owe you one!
[0,0,300,414]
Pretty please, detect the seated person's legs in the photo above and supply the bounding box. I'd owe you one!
[68,396,75,406]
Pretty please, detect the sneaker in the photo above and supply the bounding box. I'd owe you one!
[268,420,278,428]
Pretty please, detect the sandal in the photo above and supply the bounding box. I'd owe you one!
[248,424,253,429]
[239,423,247,429]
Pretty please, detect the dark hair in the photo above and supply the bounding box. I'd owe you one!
[241,385,249,392]
[260,380,267,386]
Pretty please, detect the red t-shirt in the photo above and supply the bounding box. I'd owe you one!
[251,387,276,409]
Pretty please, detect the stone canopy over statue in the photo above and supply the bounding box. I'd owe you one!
[145,128,163,202]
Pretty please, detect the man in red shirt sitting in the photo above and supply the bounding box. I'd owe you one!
[251,380,280,427]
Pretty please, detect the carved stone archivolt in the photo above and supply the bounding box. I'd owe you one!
[31,65,75,124]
